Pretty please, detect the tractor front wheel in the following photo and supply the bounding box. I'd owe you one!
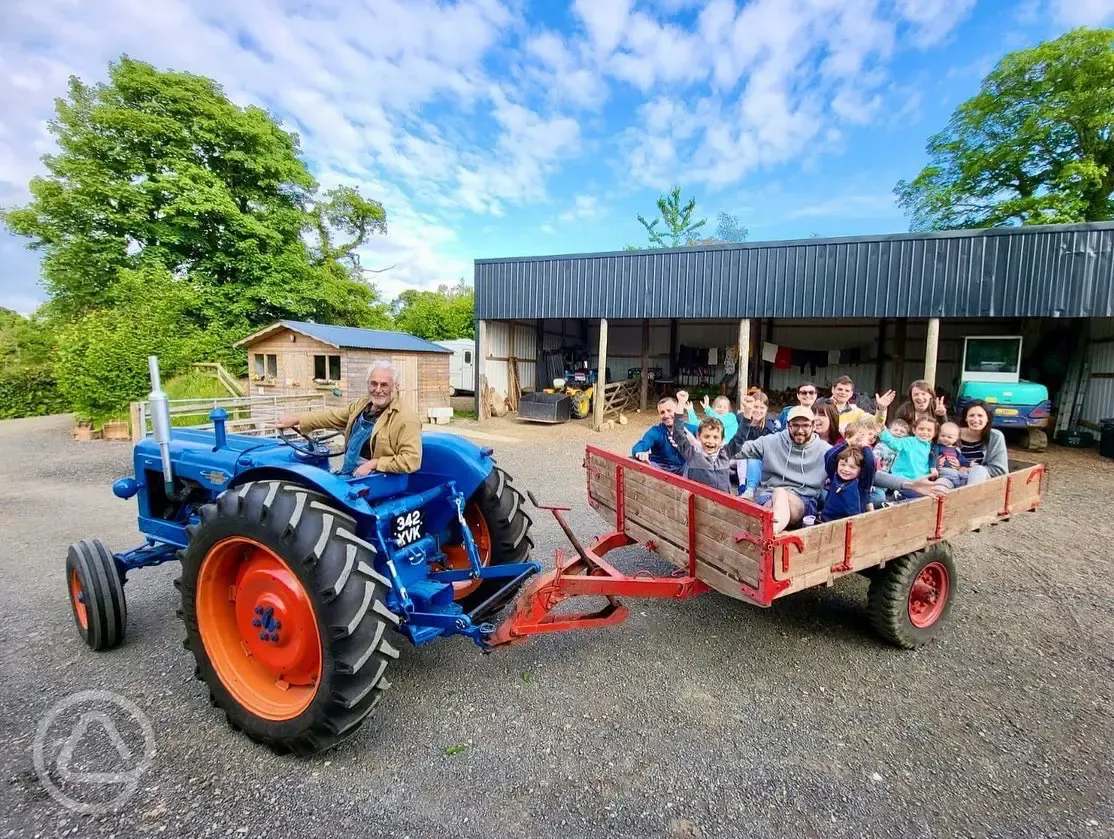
[867,542,956,649]
[66,539,127,651]
[178,481,401,756]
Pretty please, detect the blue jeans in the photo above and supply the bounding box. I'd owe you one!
[736,459,764,494]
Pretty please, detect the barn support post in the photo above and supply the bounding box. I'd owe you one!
[894,319,908,393]
[639,318,650,411]
[924,317,941,389]
[535,318,544,387]
[476,319,489,422]
[669,318,678,378]
[737,318,751,408]
[875,319,887,394]
[594,318,609,431]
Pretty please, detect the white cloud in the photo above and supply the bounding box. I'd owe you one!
[559,194,600,222]
[540,223,556,234]
[895,0,977,48]
[0,0,577,308]
[1048,0,1114,25]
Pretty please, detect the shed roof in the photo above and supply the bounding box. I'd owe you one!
[236,321,451,353]
[474,221,1114,321]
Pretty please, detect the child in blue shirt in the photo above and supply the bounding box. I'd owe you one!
[818,423,876,522]
[879,416,936,482]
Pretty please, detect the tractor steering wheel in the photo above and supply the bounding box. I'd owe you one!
[277,426,343,459]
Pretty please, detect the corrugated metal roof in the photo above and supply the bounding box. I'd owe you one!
[239,321,451,353]
[475,221,1114,320]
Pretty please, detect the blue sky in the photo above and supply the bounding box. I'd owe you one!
[2,0,1113,313]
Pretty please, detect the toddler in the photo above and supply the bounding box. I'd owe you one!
[932,421,971,488]
[818,443,876,522]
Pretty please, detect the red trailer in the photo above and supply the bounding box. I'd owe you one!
[490,445,1046,649]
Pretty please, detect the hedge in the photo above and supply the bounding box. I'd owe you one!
[0,365,69,419]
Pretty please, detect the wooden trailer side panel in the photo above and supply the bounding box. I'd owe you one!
[775,463,1045,599]
[585,451,767,597]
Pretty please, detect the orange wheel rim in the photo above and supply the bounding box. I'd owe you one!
[70,570,88,631]
[196,537,322,721]
[441,502,492,599]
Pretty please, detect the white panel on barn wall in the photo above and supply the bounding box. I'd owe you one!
[487,320,512,359]
[1081,323,1114,425]
[511,323,536,361]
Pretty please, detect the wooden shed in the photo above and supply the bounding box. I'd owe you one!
[235,321,452,415]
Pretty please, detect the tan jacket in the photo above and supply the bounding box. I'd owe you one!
[296,395,422,474]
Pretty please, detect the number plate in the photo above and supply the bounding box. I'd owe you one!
[994,408,1019,416]
[393,510,425,547]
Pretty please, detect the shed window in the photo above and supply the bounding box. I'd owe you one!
[464,350,472,364]
[314,354,342,381]
[254,353,277,378]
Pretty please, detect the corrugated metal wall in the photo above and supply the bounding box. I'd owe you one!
[476,223,1114,321]
[1081,318,1114,426]
[483,320,536,398]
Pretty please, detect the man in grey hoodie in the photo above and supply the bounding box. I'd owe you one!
[733,406,830,533]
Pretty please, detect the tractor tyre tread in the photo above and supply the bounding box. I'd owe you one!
[455,466,535,613]
[867,541,956,649]
[179,480,398,756]
[66,538,127,651]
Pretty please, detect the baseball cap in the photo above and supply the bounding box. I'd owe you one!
[786,406,814,424]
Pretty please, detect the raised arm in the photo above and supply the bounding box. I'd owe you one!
[669,411,697,458]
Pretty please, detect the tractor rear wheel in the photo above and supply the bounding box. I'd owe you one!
[441,466,533,616]
[178,480,401,756]
[867,542,956,649]
[66,539,127,651]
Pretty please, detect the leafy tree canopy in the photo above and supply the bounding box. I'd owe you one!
[391,281,475,341]
[895,28,1114,230]
[1,56,390,338]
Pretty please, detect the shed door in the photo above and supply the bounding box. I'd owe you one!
[391,355,420,413]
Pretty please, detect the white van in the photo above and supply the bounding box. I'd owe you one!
[435,338,476,396]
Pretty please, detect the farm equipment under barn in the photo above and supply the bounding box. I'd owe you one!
[65,357,1047,756]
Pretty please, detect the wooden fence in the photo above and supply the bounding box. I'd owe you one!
[130,393,327,441]
[190,362,244,396]
[595,378,640,430]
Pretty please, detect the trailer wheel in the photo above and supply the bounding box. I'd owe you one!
[66,539,127,651]
[867,542,956,649]
[441,466,534,614]
[178,481,401,756]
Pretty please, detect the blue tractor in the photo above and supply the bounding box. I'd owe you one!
[66,358,539,755]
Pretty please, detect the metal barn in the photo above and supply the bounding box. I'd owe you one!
[473,222,1114,433]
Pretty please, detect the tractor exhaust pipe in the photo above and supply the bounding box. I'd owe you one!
[147,355,175,495]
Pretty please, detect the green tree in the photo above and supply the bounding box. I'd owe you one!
[392,281,475,341]
[895,28,1114,230]
[631,186,706,248]
[1,56,389,336]
[53,262,203,417]
[712,211,748,243]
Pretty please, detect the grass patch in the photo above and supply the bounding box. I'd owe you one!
[453,407,476,420]
[164,370,238,401]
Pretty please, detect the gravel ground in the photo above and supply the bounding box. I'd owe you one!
[1,413,1112,839]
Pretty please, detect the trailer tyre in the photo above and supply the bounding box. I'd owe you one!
[867,542,956,649]
[178,481,401,756]
[445,466,534,615]
[66,539,127,651]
